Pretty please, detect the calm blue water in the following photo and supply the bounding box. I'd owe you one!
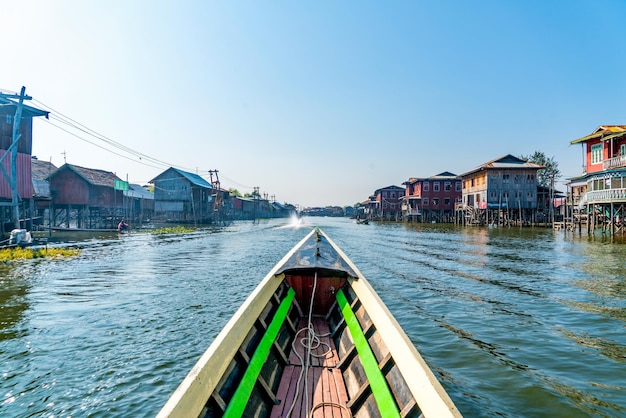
[1,218,625,417]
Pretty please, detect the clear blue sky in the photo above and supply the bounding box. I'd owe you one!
[3,1,626,208]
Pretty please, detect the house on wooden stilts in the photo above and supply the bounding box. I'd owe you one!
[460,154,543,226]
[569,125,626,235]
[151,167,218,224]
[0,93,49,235]
[124,184,154,226]
[402,172,462,223]
[48,164,128,230]
[31,157,56,230]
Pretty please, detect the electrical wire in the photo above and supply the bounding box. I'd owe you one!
[2,87,258,193]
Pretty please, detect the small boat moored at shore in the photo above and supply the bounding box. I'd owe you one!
[158,227,461,418]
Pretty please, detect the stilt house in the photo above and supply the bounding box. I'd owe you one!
[31,157,56,229]
[48,163,127,229]
[569,125,626,234]
[151,167,217,223]
[402,172,462,223]
[371,185,404,221]
[0,94,49,231]
[460,154,543,226]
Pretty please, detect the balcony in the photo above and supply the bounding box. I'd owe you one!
[603,155,626,170]
[578,188,626,207]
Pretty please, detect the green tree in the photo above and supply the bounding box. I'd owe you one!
[228,188,242,197]
[520,151,562,188]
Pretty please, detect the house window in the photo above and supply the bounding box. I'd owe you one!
[456,181,462,191]
[423,182,429,191]
[444,198,451,205]
[433,182,440,192]
[391,192,395,198]
[621,144,626,156]
[444,182,451,191]
[503,174,510,183]
[471,179,475,187]
[527,191,534,198]
[432,198,439,206]
[527,174,534,182]
[423,198,429,206]
[591,144,603,164]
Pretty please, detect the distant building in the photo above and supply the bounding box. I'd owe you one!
[124,183,154,225]
[151,167,229,224]
[402,172,462,223]
[30,157,56,229]
[460,154,543,225]
[371,185,404,221]
[48,163,127,229]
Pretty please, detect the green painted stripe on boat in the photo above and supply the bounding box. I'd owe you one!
[336,289,401,417]
[223,287,295,418]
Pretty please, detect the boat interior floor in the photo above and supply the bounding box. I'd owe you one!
[270,316,351,418]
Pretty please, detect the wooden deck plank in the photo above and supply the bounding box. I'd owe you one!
[313,366,324,418]
[272,318,350,418]
[332,368,351,418]
[321,364,333,417]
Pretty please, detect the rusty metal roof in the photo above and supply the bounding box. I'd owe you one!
[461,154,543,177]
[49,163,122,187]
[570,125,626,144]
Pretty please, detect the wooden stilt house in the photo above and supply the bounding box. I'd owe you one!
[48,163,128,230]
[31,157,56,230]
[460,154,543,226]
[0,93,49,233]
[569,125,626,234]
[150,167,216,224]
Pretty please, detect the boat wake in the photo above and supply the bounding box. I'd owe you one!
[278,215,308,229]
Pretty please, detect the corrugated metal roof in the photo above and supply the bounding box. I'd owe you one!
[461,154,543,177]
[150,167,213,189]
[0,96,49,118]
[124,184,154,200]
[570,125,626,144]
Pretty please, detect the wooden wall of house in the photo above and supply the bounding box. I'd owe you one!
[51,169,121,207]
[0,109,33,154]
[153,171,193,202]
[0,151,33,200]
[486,169,539,209]
[50,169,90,205]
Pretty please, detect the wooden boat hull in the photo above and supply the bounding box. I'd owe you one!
[158,228,461,418]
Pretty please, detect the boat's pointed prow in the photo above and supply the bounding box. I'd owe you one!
[158,227,462,418]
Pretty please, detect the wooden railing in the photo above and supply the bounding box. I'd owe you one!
[578,188,626,207]
[603,155,626,170]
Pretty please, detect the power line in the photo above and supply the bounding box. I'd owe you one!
[5,88,262,193]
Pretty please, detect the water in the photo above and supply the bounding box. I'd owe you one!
[1,218,625,417]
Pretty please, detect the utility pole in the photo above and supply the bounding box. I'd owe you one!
[0,87,31,230]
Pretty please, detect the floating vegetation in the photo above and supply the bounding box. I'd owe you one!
[148,226,196,235]
[0,246,81,262]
